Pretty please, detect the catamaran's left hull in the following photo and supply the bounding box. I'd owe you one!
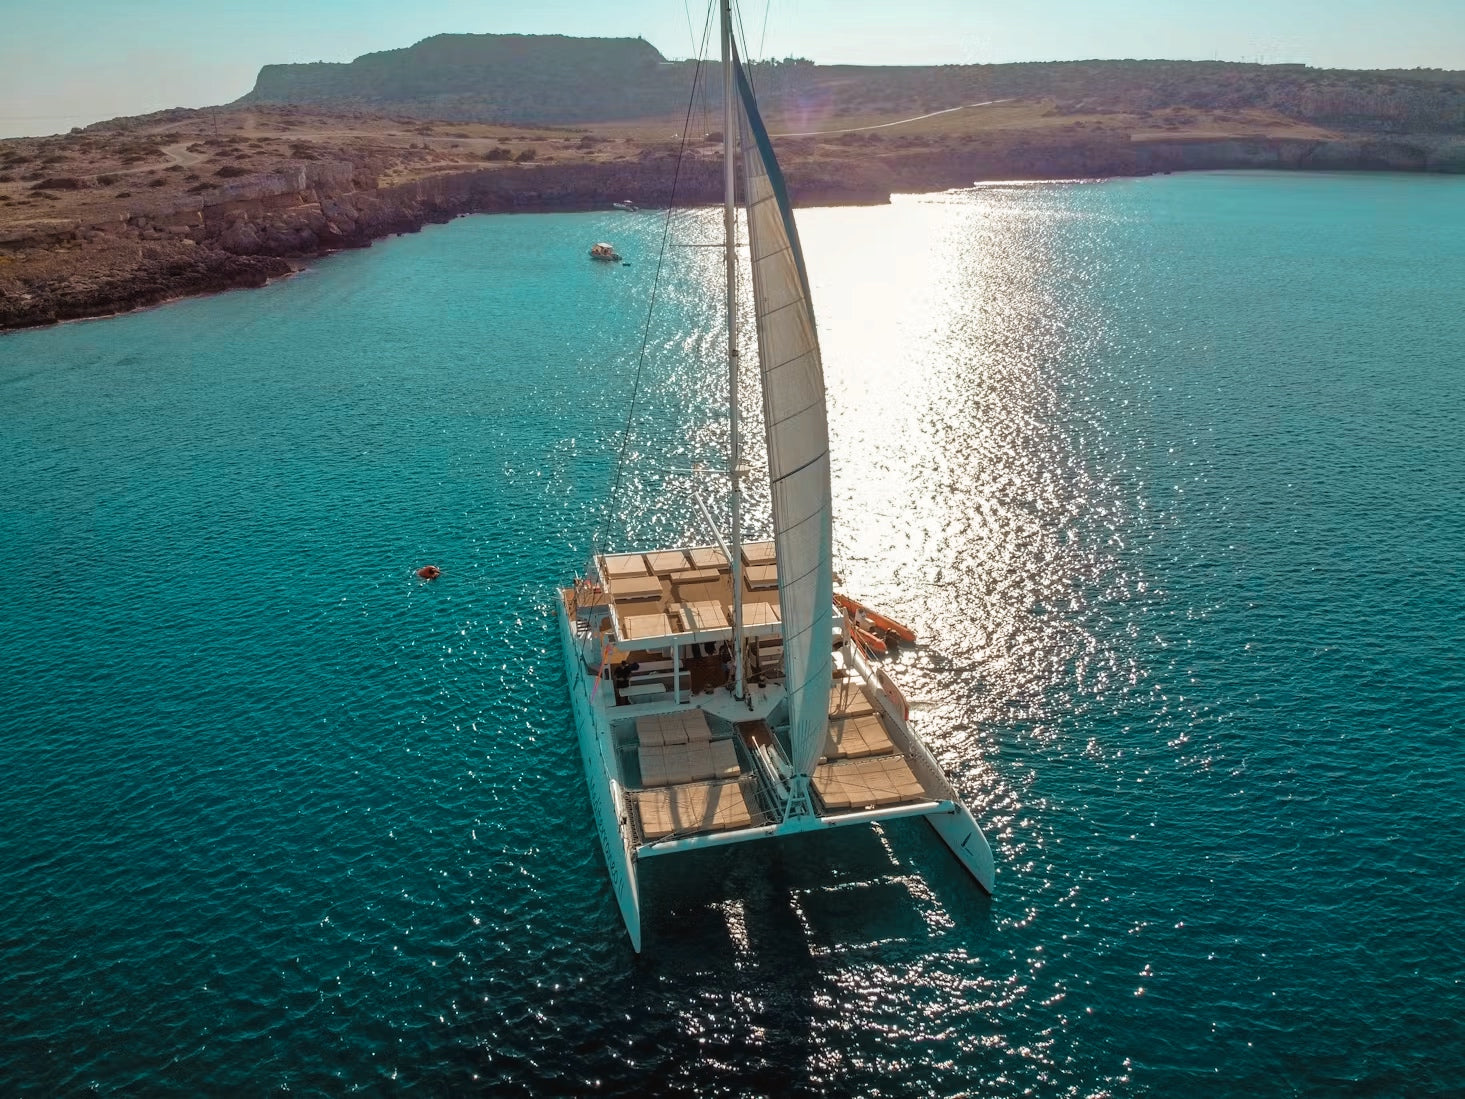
[556,598,642,951]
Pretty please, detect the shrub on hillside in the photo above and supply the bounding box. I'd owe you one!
[31,176,88,190]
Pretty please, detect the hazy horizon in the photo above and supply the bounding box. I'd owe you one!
[2,0,1462,139]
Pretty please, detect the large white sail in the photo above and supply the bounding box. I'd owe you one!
[733,48,835,784]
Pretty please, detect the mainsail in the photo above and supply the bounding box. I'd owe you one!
[733,48,835,785]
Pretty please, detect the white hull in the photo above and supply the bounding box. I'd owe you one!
[926,802,997,893]
[556,597,641,950]
[843,637,997,892]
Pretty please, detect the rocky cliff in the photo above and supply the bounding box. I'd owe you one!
[240,36,1465,135]
[243,34,680,124]
[4,126,1463,332]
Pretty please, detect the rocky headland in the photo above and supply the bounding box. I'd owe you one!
[3,37,1463,331]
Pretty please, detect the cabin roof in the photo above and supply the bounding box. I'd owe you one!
[594,543,782,650]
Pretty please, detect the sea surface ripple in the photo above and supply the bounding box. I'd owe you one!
[1,171,1462,1095]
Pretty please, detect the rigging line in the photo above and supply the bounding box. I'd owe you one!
[697,29,713,140]
[732,0,756,95]
[757,0,772,63]
[681,0,698,57]
[595,0,717,557]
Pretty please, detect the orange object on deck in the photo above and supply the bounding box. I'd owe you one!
[416,565,441,580]
[834,592,916,643]
[850,622,887,656]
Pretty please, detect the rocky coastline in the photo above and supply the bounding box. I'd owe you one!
[2,131,1462,333]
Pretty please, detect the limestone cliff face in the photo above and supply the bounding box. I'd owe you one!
[179,159,726,260]
[42,132,1465,266]
[1131,134,1465,173]
[239,41,1465,134]
[120,134,1465,264]
[0,244,291,331]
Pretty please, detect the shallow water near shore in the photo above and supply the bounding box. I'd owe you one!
[2,170,1463,1095]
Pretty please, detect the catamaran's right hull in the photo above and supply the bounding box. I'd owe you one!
[926,803,996,894]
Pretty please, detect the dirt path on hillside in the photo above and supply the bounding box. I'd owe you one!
[110,142,209,176]
[771,99,1013,138]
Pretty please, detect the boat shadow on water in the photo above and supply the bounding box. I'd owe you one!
[635,822,996,960]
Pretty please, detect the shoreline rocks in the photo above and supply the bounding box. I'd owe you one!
[0,249,291,330]
[3,134,1462,333]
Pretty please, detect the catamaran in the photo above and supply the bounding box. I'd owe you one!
[556,1,995,951]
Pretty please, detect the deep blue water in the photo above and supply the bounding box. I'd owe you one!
[2,171,1462,1095]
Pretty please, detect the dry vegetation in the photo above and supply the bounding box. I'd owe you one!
[0,107,594,228]
[0,82,1456,329]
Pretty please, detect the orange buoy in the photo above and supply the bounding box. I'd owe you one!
[416,565,441,580]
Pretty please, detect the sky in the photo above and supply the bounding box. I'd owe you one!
[1,0,1461,138]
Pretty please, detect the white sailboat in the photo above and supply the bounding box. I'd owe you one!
[556,2,995,951]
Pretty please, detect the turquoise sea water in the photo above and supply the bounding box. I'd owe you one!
[2,171,1463,1095]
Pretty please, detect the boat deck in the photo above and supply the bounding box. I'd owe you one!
[619,670,941,847]
[566,541,949,851]
[811,673,935,812]
[617,708,780,844]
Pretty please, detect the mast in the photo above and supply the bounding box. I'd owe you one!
[722,0,745,701]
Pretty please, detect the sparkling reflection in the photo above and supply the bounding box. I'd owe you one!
[589,180,1188,1091]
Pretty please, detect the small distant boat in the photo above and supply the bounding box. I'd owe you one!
[589,242,622,262]
[612,200,638,212]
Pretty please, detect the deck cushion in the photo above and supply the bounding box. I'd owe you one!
[602,553,649,577]
[829,678,877,718]
[822,713,893,760]
[687,546,728,569]
[646,550,691,574]
[635,780,756,840]
[710,738,741,779]
[813,754,926,810]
